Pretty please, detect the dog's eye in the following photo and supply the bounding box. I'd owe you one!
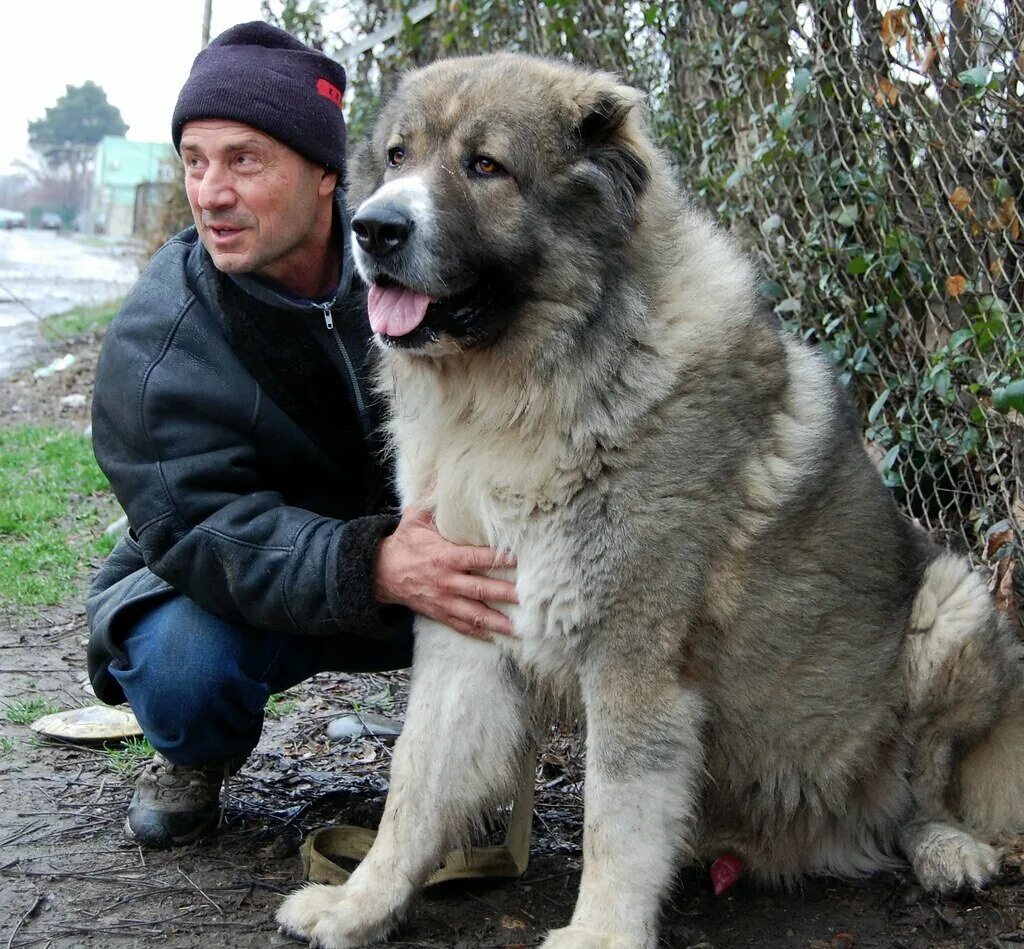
[471,156,502,176]
[388,146,405,168]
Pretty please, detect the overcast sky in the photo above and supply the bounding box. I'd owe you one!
[0,0,314,174]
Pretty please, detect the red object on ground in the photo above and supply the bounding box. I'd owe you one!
[710,852,745,896]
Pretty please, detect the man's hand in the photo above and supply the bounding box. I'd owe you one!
[374,506,518,640]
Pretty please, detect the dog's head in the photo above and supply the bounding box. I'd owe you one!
[348,53,653,354]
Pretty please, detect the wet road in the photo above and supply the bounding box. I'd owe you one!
[0,229,140,378]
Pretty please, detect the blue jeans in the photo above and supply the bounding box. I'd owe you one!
[110,594,412,766]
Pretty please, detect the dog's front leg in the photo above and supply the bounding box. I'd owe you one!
[543,662,706,949]
[277,622,531,948]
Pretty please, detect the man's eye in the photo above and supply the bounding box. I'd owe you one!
[472,156,502,176]
[388,146,405,167]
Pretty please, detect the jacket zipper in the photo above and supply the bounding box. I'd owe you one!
[320,302,367,417]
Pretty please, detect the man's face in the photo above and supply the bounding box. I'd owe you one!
[180,120,336,281]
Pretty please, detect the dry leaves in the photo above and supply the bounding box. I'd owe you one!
[945,274,968,297]
[985,525,1015,559]
[948,186,971,211]
[881,9,910,50]
[994,558,1018,625]
[989,197,1022,240]
[919,44,938,74]
[875,77,900,107]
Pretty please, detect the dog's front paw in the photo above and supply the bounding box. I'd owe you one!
[911,825,1001,894]
[540,926,640,949]
[277,884,345,942]
[277,883,398,949]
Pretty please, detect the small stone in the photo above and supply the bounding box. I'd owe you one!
[277,757,296,772]
[59,393,87,408]
[104,513,128,536]
[326,712,403,741]
[33,353,75,378]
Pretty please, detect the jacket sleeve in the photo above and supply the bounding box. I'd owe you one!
[91,241,406,640]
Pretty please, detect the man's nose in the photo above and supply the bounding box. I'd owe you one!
[196,165,236,210]
[351,203,413,257]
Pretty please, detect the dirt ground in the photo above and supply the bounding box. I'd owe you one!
[4,329,1024,949]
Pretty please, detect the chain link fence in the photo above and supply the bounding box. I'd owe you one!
[657,1,1024,613]
[343,0,1024,613]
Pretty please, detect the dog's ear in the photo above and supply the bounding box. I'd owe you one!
[575,87,651,226]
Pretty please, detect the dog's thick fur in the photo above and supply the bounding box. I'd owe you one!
[278,54,1024,948]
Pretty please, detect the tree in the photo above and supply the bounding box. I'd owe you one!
[26,81,128,213]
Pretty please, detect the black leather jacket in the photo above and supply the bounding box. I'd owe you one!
[86,200,412,704]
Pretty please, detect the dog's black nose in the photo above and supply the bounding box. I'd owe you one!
[352,204,413,257]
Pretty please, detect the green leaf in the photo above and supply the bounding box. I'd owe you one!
[862,315,885,339]
[948,328,974,350]
[867,389,890,423]
[776,106,796,131]
[880,444,900,473]
[724,167,746,189]
[830,204,859,227]
[993,379,1024,413]
[760,279,785,301]
[793,68,812,95]
[846,255,870,276]
[931,366,952,398]
[958,66,990,88]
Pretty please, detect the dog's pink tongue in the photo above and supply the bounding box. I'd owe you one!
[367,284,432,337]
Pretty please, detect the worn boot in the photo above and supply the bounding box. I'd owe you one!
[125,752,231,848]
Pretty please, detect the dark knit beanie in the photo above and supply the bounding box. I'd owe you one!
[172,21,347,174]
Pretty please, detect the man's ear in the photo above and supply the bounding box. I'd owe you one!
[575,87,650,226]
[319,169,339,197]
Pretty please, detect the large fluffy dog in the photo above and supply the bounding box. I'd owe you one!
[278,54,1024,948]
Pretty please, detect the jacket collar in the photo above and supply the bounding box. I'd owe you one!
[222,189,356,313]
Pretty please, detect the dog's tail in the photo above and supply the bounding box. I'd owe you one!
[905,553,1024,838]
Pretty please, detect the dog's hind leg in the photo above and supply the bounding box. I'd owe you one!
[898,554,1018,893]
[277,624,532,949]
[541,662,706,949]
[957,690,1024,838]
[898,726,1002,894]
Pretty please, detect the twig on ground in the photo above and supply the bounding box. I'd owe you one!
[177,865,224,915]
[0,822,48,849]
[6,894,43,949]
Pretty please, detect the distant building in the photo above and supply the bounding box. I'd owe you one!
[89,137,178,238]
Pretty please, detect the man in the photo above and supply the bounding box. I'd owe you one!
[86,21,517,849]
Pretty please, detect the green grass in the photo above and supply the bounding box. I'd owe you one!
[103,736,155,776]
[40,298,123,341]
[266,692,298,720]
[4,697,62,725]
[0,426,116,607]
[0,736,14,755]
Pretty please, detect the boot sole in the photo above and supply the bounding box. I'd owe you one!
[123,813,218,849]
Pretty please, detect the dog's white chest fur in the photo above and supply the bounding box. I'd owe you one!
[386,370,598,674]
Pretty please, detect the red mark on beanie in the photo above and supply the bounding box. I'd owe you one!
[317,78,343,108]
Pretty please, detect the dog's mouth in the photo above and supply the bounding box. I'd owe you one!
[367,273,490,350]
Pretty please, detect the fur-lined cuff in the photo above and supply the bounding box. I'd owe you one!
[334,514,410,639]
